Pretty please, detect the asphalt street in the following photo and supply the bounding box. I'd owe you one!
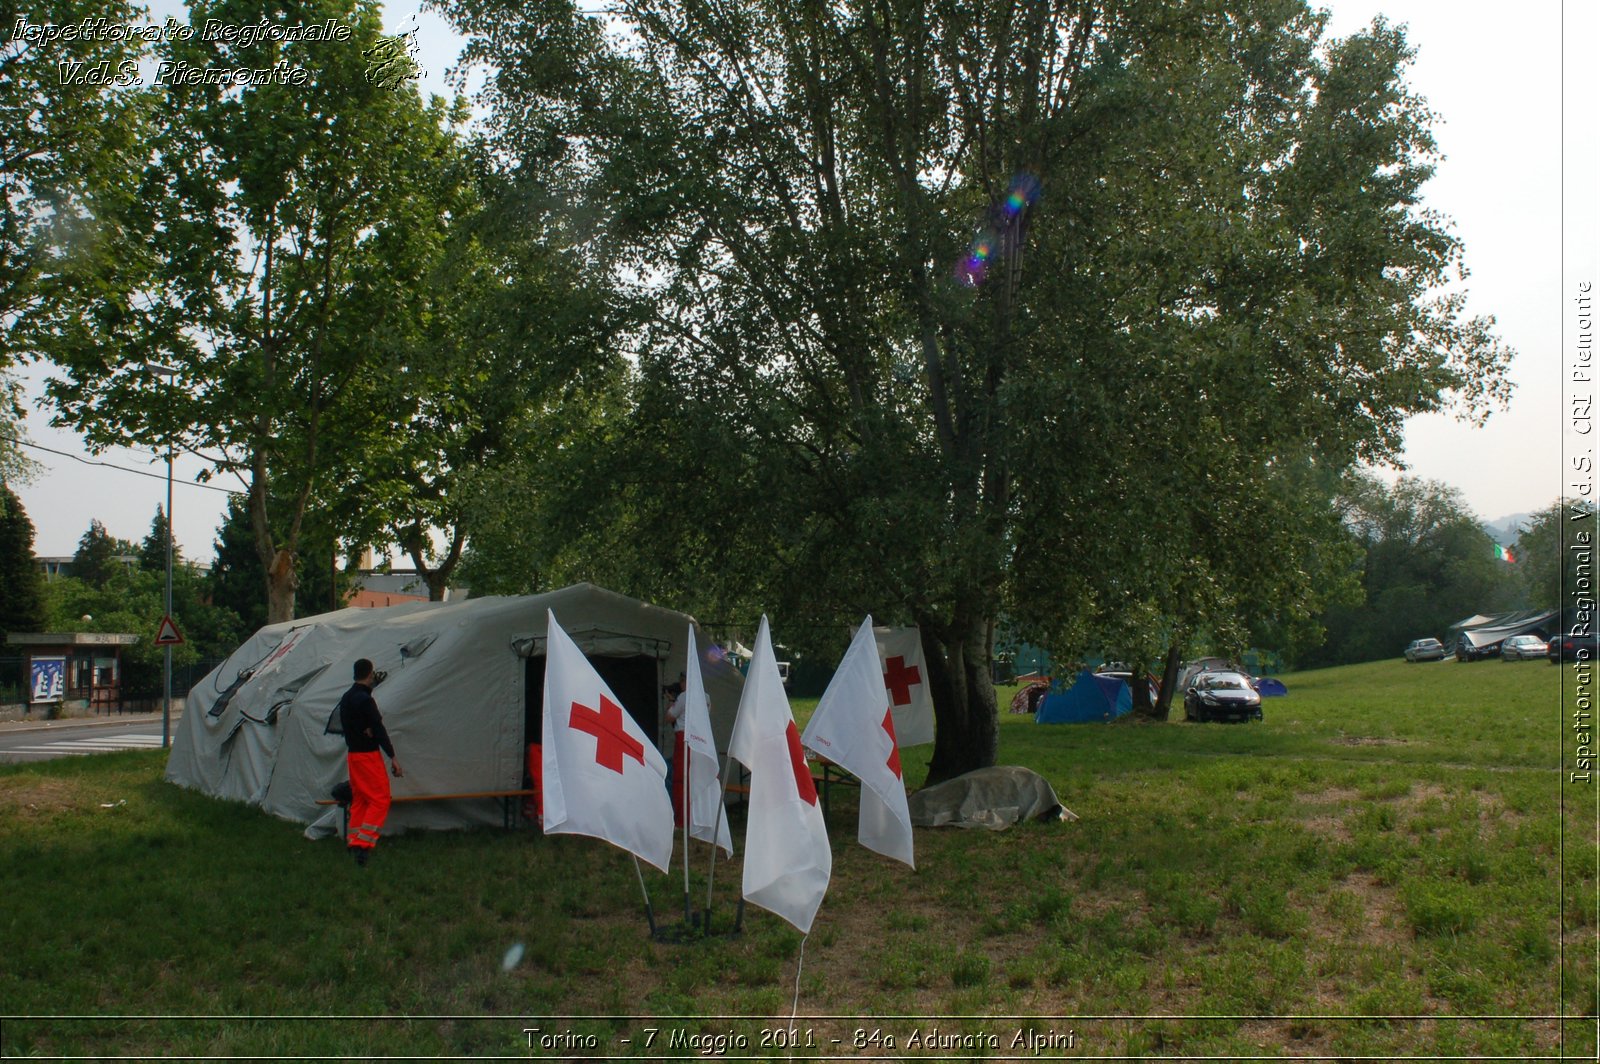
[0,714,180,764]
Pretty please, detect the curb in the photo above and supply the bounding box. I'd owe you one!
[0,713,185,736]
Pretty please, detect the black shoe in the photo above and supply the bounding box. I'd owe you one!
[349,845,368,867]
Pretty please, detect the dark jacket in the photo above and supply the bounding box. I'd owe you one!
[337,682,394,757]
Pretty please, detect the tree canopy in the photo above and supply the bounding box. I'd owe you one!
[436,0,1513,776]
[0,486,46,636]
[45,0,481,623]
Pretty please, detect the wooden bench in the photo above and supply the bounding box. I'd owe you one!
[723,761,859,822]
[318,789,538,834]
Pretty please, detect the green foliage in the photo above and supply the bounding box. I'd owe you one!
[1512,499,1597,616]
[207,495,350,630]
[41,561,243,693]
[69,518,129,589]
[1305,474,1519,666]
[0,485,46,635]
[42,0,481,623]
[137,506,178,574]
[436,0,1513,772]
[0,0,147,354]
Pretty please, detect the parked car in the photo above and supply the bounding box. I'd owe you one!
[1549,631,1600,664]
[1184,671,1263,723]
[1404,638,1446,662]
[1500,634,1549,661]
[1455,635,1503,662]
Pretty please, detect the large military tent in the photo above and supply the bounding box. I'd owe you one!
[165,584,745,837]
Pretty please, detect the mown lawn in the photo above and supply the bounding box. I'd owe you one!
[0,656,1593,1059]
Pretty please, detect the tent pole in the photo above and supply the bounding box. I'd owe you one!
[631,856,658,937]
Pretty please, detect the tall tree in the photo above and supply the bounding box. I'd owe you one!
[138,506,179,573]
[361,173,625,601]
[440,0,1512,777]
[46,0,477,623]
[0,0,149,481]
[1305,474,1516,667]
[70,518,132,589]
[208,494,349,631]
[1514,499,1598,616]
[0,485,46,636]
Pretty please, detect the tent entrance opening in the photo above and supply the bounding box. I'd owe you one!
[523,655,661,753]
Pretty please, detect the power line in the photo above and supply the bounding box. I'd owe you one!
[2,434,244,495]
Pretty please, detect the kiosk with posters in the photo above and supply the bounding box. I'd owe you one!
[6,632,139,717]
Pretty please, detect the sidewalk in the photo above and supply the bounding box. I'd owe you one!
[0,709,184,735]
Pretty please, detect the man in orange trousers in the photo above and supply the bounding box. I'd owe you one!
[338,658,403,866]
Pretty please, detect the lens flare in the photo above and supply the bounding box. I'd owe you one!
[1004,172,1042,217]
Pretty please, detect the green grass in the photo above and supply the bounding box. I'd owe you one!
[0,656,1593,1059]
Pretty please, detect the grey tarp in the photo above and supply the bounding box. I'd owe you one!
[165,584,745,838]
[907,765,1075,830]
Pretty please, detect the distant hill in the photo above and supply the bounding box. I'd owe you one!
[1485,512,1534,546]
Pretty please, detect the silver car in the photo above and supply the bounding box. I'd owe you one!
[1404,638,1446,662]
[1501,635,1548,661]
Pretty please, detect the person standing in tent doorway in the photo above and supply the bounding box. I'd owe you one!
[664,674,687,828]
[339,658,403,866]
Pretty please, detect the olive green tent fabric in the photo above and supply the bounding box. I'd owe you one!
[165,584,743,838]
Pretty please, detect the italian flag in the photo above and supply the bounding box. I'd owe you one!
[1495,543,1516,563]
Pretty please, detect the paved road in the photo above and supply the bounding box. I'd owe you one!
[0,717,176,764]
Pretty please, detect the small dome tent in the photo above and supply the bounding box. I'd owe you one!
[165,584,745,837]
[1034,670,1132,724]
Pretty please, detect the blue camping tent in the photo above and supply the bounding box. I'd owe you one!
[1036,671,1133,724]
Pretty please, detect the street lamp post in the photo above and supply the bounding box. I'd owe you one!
[147,362,179,748]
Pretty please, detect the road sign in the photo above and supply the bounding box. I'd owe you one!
[154,615,185,646]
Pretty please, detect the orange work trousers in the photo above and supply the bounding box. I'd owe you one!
[672,731,687,828]
[347,750,391,850]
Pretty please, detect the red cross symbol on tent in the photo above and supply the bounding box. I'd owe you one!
[883,655,921,707]
[569,694,644,774]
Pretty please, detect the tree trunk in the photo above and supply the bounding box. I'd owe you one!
[266,548,298,624]
[922,614,998,785]
[1129,654,1156,718]
[1152,643,1183,721]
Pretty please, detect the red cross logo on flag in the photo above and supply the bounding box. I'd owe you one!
[785,722,818,805]
[540,610,673,872]
[883,655,921,707]
[802,615,916,868]
[570,695,645,774]
[882,708,902,780]
[728,615,832,932]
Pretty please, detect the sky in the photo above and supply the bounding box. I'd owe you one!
[12,0,1594,561]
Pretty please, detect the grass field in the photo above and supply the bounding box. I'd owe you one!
[1,657,1595,1059]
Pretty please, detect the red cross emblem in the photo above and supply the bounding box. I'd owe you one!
[784,722,818,805]
[882,708,902,779]
[883,655,921,707]
[569,694,645,774]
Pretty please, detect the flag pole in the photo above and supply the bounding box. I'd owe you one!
[681,753,692,926]
[705,749,735,927]
[631,856,658,937]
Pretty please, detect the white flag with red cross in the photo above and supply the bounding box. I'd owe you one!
[728,615,832,932]
[874,626,934,747]
[683,624,733,856]
[803,615,915,867]
[542,610,674,872]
